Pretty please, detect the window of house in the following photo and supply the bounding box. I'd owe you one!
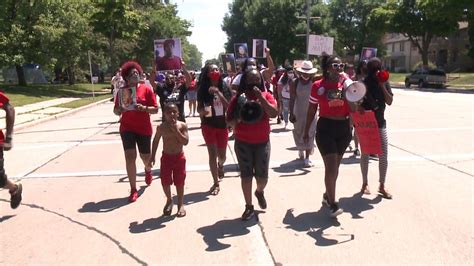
[392,43,395,52]
[400,42,404,52]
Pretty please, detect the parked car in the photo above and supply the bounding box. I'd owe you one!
[405,69,447,89]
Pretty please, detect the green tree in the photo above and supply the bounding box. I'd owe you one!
[34,1,95,84]
[371,0,468,67]
[0,1,55,85]
[222,0,302,65]
[329,0,386,59]
[90,1,144,70]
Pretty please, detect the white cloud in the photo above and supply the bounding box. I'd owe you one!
[173,0,233,65]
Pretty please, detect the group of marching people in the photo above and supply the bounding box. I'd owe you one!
[112,47,393,220]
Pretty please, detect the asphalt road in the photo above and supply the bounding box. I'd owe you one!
[1,87,472,265]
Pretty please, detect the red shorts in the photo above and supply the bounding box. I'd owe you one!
[160,152,186,186]
[201,125,229,149]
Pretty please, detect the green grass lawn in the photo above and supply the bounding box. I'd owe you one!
[0,83,110,106]
[389,73,474,87]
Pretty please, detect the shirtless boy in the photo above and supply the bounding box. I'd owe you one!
[149,102,189,217]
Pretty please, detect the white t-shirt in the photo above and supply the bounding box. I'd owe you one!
[231,73,242,86]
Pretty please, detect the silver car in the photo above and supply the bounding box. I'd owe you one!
[405,69,447,89]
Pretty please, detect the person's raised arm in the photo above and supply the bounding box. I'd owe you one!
[253,88,278,118]
[262,48,275,81]
[181,62,192,88]
[381,81,393,105]
[172,122,189,145]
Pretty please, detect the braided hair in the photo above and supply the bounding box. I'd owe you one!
[197,64,224,104]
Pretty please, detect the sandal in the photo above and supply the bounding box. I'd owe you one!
[163,201,173,216]
[361,184,370,195]
[378,188,393,199]
[177,208,186,218]
[209,183,220,196]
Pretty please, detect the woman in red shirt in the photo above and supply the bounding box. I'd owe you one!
[226,69,278,221]
[303,55,352,217]
[113,61,158,202]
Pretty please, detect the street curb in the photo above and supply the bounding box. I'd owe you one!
[392,83,474,94]
[14,98,111,132]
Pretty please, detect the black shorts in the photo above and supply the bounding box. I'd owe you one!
[120,131,151,154]
[316,117,352,156]
[234,140,271,179]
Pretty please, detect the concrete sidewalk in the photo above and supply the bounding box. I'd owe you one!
[1,97,112,131]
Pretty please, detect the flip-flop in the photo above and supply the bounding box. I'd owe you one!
[163,201,173,216]
[378,189,393,199]
[177,209,186,218]
[209,184,220,196]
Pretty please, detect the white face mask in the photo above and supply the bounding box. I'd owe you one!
[301,75,310,81]
[247,65,257,71]
[287,73,294,79]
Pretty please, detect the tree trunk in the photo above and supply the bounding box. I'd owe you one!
[421,34,432,68]
[67,66,75,85]
[16,65,27,86]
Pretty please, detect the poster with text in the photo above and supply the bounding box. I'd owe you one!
[307,35,334,56]
[252,39,267,58]
[351,111,383,155]
[220,54,236,74]
[154,38,183,71]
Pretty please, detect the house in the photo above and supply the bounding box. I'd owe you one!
[382,22,473,72]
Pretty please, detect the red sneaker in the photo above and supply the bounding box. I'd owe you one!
[128,189,138,202]
[145,169,153,186]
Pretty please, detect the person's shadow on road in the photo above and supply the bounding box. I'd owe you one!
[197,216,259,251]
[339,192,382,219]
[128,216,175,234]
[272,159,311,177]
[182,191,211,205]
[78,186,147,213]
[283,207,353,246]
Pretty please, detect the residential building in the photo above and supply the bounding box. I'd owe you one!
[382,22,473,72]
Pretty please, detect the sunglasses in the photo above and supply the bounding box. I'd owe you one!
[331,63,345,69]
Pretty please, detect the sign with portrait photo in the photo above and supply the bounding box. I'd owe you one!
[360,47,377,62]
[220,53,236,74]
[252,39,267,58]
[234,43,248,65]
[119,86,137,111]
[154,38,183,71]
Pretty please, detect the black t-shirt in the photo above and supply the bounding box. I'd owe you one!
[199,85,232,129]
[156,83,188,121]
[362,77,392,128]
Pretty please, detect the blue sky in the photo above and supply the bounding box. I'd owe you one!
[172,0,233,63]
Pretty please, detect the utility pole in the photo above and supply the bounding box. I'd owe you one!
[297,0,321,59]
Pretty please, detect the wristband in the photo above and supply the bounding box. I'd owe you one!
[145,106,149,113]
[5,136,12,142]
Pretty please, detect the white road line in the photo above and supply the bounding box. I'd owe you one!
[18,153,473,179]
